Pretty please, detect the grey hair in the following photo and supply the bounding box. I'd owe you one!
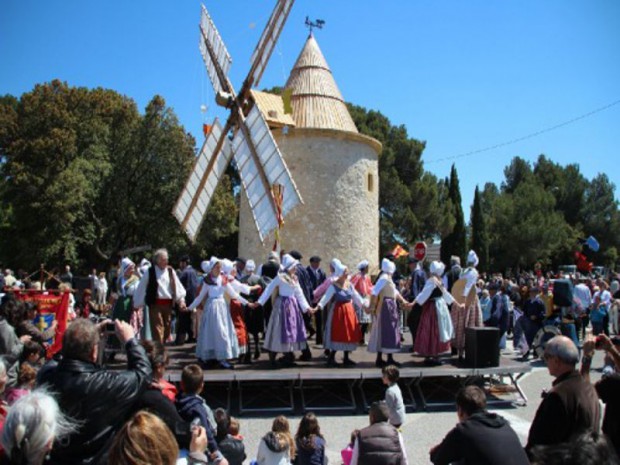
[545,336,580,366]
[1,390,78,463]
[152,248,169,265]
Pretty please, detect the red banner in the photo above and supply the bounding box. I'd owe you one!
[14,290,70,358]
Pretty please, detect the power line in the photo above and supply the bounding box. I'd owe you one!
[424,98,620,165]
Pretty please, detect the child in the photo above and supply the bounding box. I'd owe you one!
[295,413,326,465]
[256,415,295,465]
[175,364,219,456]
[141,340,177,401]
[229,416,243,440]
[340,430,359,465]
[5,363,36,405]
[95,272,108,306]
[382,365,405,428]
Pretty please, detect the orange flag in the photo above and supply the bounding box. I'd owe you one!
[391,244,408,259]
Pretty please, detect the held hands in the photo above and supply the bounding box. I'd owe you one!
[178,300,187,312]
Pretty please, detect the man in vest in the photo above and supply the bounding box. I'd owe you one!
[133,248,186,344]
[350,401,407,465]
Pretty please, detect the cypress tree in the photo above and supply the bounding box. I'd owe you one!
[441,164,467,265]
[470,185,489,272]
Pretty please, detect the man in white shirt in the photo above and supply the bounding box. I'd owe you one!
[133,248,186,344]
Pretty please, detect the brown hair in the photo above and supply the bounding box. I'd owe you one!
[272,415,296,458]
[455,385,487,416]
[17,363,36,388]
[181,364,204,395]
[382,365,400,383]
[295,412,324,449]
[109,411,178,465]
[229,416,240,436]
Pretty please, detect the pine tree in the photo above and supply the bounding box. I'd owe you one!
[470,185,489,272]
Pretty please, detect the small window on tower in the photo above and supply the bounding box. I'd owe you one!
[368,172,374,192]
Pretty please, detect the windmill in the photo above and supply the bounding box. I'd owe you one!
[173,0,302,245]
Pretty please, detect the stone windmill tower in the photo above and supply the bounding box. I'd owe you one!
[239,33,382,270]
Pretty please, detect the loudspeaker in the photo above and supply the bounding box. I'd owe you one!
[465,327,500,368]
[553,279,573,307]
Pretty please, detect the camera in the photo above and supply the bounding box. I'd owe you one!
[106,322,115,332]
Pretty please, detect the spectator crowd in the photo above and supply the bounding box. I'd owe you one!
[0,248,619,464]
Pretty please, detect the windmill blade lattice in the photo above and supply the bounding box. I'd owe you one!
[199,4,233,94]
[232,105,303,241]
[173,118,233,242]
[249,0,295,88]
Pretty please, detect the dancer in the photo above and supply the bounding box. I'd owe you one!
[256,254,314,368]
[239,259,266,361]
[188,257,247,369]
[368,258,413,367]
[450,250,484,361]
[221,259,260,364]
[316,261,367,367]
[350,260,373,345]
[413,261,463,366]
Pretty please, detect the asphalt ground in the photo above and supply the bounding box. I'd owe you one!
[231,342,606,465]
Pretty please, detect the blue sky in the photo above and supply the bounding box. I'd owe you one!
[2,0,619,222]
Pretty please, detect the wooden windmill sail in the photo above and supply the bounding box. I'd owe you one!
[173,0,303,243]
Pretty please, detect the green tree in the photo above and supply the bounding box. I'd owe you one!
[470,185,489,272]
[0,81,237,269]
[441,164,466,264]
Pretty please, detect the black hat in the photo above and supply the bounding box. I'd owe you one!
[235,257,247,265]
[289,250,303,260]
[408,257,418,264]
[309,255,322,263]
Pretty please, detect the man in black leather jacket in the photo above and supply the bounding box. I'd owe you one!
[38,318,152,465]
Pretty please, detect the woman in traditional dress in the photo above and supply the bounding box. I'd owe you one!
[220,259,261,365]
[350,260,373,345]
[367,258,413,367]
[113,258,142,335]
[413,261,464,366]
[256,254,314,368]
[316,261,368,367]
[451,250,484,361]
[188,257,247,369]
[312,258,342,305]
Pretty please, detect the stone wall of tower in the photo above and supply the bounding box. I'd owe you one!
[238,127,381,272]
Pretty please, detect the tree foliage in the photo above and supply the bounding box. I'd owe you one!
[473,155,620,272]
[470,185,489,272]
[440,164,467,264]
[0,80,237,270]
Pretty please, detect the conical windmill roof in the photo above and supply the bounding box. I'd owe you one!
[285,34,358,133]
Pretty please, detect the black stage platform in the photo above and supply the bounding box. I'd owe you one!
[109,340,531,415]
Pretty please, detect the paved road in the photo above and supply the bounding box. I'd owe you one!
[233,346,606,465]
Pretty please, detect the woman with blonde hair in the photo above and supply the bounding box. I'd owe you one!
[108,410,217,465]
[256,415,295,465]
